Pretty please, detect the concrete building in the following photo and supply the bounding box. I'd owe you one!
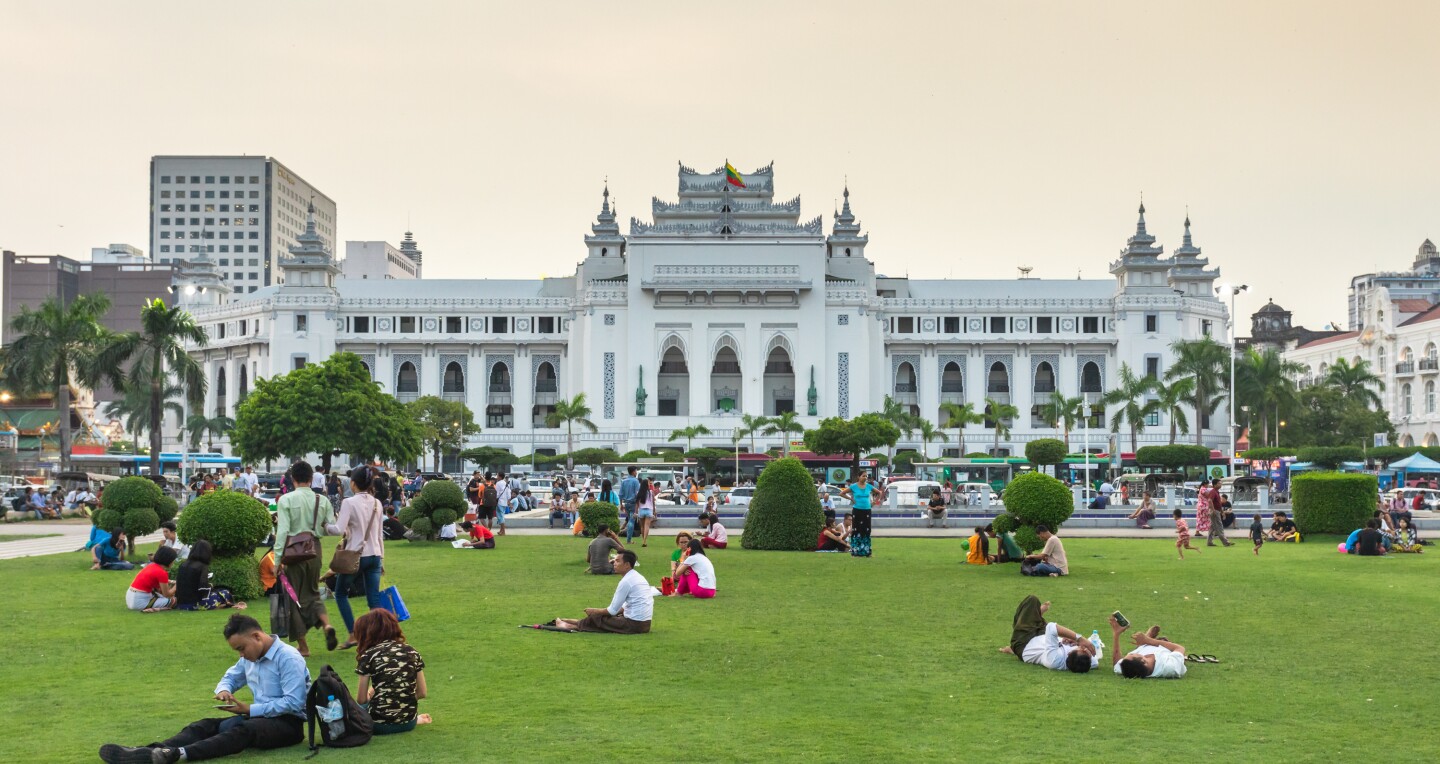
[148,156,337,295]
[172,160,1231,466]
[90,243,149,265]
[341,234,422,281]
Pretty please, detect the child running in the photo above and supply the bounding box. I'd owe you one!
[1174,509,1201,559]
[1249,513,1264,556]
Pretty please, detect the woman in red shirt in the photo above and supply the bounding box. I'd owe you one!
[126,546,178,611]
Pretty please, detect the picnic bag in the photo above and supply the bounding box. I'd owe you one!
[329,496,379,575]
[305,664,372,755]
[661,576,675,596]
[282,496,324,565]
[379,584,411,622]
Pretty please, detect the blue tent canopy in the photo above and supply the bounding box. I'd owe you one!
[1389,453,1440,473]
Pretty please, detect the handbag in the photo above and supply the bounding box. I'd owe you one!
[281,496,323,565]
[379,584,410,622]
[329,496,379,574]
[661,576,675,596]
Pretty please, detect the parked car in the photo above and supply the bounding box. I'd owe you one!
[892,480,943,507]
[950,482,1001,505]
[724,486,755,507]
[1385,487,1440,511]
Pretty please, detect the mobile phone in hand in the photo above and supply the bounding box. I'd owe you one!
[1112,610,1130,628]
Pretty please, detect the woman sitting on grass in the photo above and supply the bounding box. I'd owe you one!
[174,540,247,611]
[1393,517,1423,553]
[126,545,177,611]
[700,513,728,549]
[354,609,432,734]
[817,516,850,552]
[966,526,994,564]
[670,532,694,577]
[671,539,717,598]
[91,531,132,571]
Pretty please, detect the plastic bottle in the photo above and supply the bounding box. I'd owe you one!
[322,695,345,739]
[1089,629,1103,651]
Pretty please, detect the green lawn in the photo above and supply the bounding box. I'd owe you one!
[2,535,1436,762]
[0,533,59,542]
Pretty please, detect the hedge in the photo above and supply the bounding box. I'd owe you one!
[399,479,466,540]
[578,500,621,537]
[1292,472,1376,534]
[209,552,265,602]
[1135,445,1211,470]
[742,457,825,551]
[1000,472,1073,551]
[1240,447,1296,461]
[1295,446,1365,469]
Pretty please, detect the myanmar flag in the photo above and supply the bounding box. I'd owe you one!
[724,162,746,188]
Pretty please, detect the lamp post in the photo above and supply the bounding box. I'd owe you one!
[1278,420,1286,448]
[1217,283,1249,474]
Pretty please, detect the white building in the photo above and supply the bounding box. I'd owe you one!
[172,160,1231,466]
[149,155,337,295]
[90,243,148,265]
[341,235,422,281]
[1284,239,1440,446]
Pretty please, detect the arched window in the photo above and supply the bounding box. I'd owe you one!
[1033,362,1055,394]
[1080,362,1102,394]
[1403,382,1412,416]
[1378,346,1387,372]
[443,362,465,394]
[238,365,248,400]
[397,362,419,394]
[535,362,557,393]
[1428,343,1438,363]
[941,362,963,395]
[215,367,227,417]
[489,363,511,392]
[895,362,918,394]
[1427,381,1435,414]
[987,362,1009,394]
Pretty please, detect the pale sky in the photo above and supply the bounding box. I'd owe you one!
[3,1,1438,329]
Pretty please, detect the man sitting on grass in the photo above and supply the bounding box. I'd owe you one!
[1110,614,1187,679]
[554,550,653,634]
[1267,511,1299,542]
[99,613,310,763]
[998,595,1098,673]
[1024,525,1069,576]
[586,524,627,574]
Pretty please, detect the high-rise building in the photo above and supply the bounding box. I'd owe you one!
[148,156,337,296]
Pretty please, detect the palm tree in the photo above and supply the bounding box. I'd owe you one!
[983,396,1019,456]
[938,401,983,455]
[737,413,771,455]
[914,418,949,460]
[101,299,208,478]
[103,381,185,453]
[667,424,712,452]
[185,412,236,453]
[881,395,919,466]
[761,410,805,456]
[1154,377,1195,445]
[1165,337,1229,447]
[1,294,123,471]
[1102,363,1159,454]
[1042,392,1084,449]
[545,393,598,470]
[1322,357,1384,409]
[1236,348,1307,445]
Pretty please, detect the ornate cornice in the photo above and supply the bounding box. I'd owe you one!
[629,216,822,236]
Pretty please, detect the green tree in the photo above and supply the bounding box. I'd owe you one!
[1286,385,1394,448]
[1236,348,1306,446]
[1042,392,1083,450]
[741,456,825,550]
[1153,377,1194,445]
[231,352,422,470]
[913,418,948,460]
[1321,357,1384,409]
[983,397,1019,456]
[546,393,598,470]
[803,413,902,474]
[668,423,712,452]
[1101,363,1159,454]
[736,413,771,455]
[1165,336,1229,447]
[684,447,733,476]
[938,401,983,455]
[458,446,520,473]
[566,447,620,471]
[408,395,481,471]
[880,395,919,467]
[762,410,805,456]
[1025,438,1068,478]
[103,381,184,454]
[184,412,235,453]
[1,293,124,471]
[101,299,208,477]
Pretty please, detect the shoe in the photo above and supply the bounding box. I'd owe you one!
[100,744,178,764]
[325,626,339,651]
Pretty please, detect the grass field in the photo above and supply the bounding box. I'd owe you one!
[2,534,1436,763]
[0,533,58,542]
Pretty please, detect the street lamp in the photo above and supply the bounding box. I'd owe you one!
[1216,283,1249,472]
[1278,420,1286,448]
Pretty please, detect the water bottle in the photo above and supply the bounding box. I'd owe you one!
[1089,629,1103,651]
[322,695,345,739]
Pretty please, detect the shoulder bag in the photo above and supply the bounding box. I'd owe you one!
[281,495,323,565]
[330,496,379,574]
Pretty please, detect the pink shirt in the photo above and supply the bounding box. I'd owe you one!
[1175,518,1190,536]
[707,523,728,543]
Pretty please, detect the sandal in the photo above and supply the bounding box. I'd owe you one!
[1185,654,1202,663]
[324,627,339,651]
[1200,654,1221,663]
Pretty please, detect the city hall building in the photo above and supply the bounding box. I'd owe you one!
[171,161,1231,464]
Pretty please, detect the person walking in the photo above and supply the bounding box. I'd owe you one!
[1204,478,1233,547]
[274,460,338,656]
[636,477,656,547]
[326,465,386,651]
[618,466,641,543]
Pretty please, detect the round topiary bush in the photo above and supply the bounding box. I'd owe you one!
[1025,439,1068,469]
[402,479,466,540]
[155,494,179,525]
[96,476,165,548]
[742,457,825,551]
[209,552,264,601]
[578,500,621,538]
[990,511,1018,535]
[177,491,272,554]
[1002,471,1074,551]
[1292,472,1376,534]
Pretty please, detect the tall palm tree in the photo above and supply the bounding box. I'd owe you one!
[1236,348,1307,445]
[1323,357,1384,409]
[1042,392,1084,450]
[546,393,598,470]
[1165,337,1229,447]
[1,294,123,471]
[101,299,208,478]
[737,413,771,455]
[984,396,1020,456]
[102,381,185,453]
[914,418,949,460]
[185,412,236,453]
[1102,363,1159,454]
[762,410,805,456]
[1154,377,1195,445]
[938,401,983,455]
[667,423,712,452]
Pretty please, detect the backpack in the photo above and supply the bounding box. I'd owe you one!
[482,483,498,508]
[305,664,372,755]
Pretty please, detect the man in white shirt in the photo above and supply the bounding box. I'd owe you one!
[554,550,654,634]
[1110,615,1188,679]
[235,466,259,496]
[999,595,1098,673]
[311,468,327,493]
[493,475,513,535]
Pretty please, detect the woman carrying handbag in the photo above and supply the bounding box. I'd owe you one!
[327,465,387,651]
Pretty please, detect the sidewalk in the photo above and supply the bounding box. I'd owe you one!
[0,520,162,561]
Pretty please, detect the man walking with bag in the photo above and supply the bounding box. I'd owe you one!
[274,460,339,655]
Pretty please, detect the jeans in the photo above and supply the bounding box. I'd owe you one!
[155,714,303,760]
[334,554,383,633]
[101,560,135,571]
[1033,562,1064,576]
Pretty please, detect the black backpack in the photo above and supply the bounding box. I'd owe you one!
[483,483,498,508]
[305,664,372,756]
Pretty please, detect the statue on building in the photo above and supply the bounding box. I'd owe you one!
[807,365,818,416]
[635,365,648,415]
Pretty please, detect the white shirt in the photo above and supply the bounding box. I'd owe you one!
[162,537,191,561]
[707,523,728,543]
[1022,623,1101,671]
[1114,644,1187,679]
[607,568,654,621]
[437,523,457,540]
[681,552,717,589]
[1099,482,1115,496]
[236,472,258,493]
[311,473,326,491]
[495,481,512,505]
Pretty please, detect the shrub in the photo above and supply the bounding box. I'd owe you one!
[1296,446,1366,469]
[123,507,160,539]
[403,480,467,540]
[177,491,272,554]
[578,500,621,538]
[96,476,164,537]
[990,512,1018,535]
[1292,472,1376,534]
[1240,447,1297,461]
[209,551,264,601]
[1135,445,1211,470]
[1025,438,1067,466]
[965,452,990,459]
[1013,524,1043,553]
[1363,446,1416,464]
[742,457,825,551]
[1001,472,1073,551]
[155,495,179,524]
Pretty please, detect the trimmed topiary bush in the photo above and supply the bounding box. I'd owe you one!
[742,457,825,551]
[1296,446,1366,469]
[1025,438,1067,466]
[990,512,1018,535]
[155,495,179,524]
[1292,472,1376,534]
[1135,445,1212,470]
[96,476,165,551]
[176,491,273,601]
[1001,471,1074,552]
[402,479,466,540]
[578,500,621,538]
[208,552,265,602]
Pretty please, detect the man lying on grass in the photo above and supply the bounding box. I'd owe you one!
[1110,614,1187,679]
[553,549,653,634]
[999,595,1098,673]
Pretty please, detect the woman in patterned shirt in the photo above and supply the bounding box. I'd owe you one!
[354,609,431,734]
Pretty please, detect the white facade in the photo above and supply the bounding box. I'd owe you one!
[341,237,421,281]
[149,156,338,296]
[90,243,148,265]
[172,161,1230,463]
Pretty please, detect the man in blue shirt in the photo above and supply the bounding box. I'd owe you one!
[100,614,310,763]
[618,466,641,542]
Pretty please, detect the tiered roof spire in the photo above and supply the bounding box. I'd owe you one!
[399,229,423,266]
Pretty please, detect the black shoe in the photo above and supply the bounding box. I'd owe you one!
[100,744,178,764]
[325,626,339,651]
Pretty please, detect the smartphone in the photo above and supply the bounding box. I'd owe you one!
[213,704,237,710]
[1112,610,1130,628]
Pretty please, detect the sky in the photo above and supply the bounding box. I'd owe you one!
[2,0,1438,329]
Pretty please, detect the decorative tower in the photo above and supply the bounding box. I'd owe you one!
[171,240,232,307]
[825,184,876,284]
[1167,212,1220,296]
[579,184,627,282]
[1109,201,1171,294]
[278,200,341,291]
[399,230,423,278]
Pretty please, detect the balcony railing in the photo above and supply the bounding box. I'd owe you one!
[1033,382,1056,393]
[535,380,558,393]
[397,392,419,403]
[489,383,512,393]
[1396,362,1415,375]
[940,382,963,393]
[895,382,918,393]
[441,391,465,402]
[659,362,688,374]
[1421,358,1439,372]
[712,363,741,374]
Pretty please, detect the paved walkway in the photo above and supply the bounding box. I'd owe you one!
[0,520,162,561]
